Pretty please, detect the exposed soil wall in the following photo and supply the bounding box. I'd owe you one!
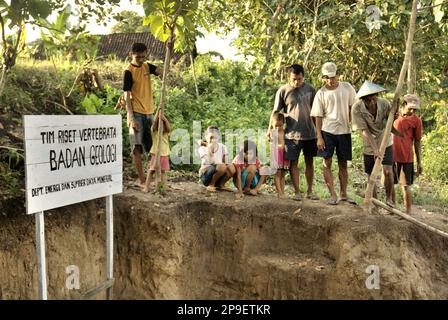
[1,183,448,299]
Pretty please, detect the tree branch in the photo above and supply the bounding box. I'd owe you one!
[265,0,288,66]
[12,24,23,60]
[169,1,185,29]
[0,15,7,49]
[262,0,275,15]
[46,100,74,114]
[30,20,67,34]
[303,0,321,68]
[417,0,448,10]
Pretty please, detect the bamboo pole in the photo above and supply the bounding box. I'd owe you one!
[154,32,174,191]
[364,0,419,209]
[371,198,448,239]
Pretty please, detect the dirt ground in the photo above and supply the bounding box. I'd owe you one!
[1,176,448,299]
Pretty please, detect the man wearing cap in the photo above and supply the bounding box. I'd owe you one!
[351,80,402,207]
[310,62,357,205]
[393,94,423,214]
[267,64,319,201]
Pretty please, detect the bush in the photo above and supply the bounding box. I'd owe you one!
[422,100,448,182]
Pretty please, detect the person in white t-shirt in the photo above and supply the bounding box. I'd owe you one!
[198,126,230,192]
[310,62,357,205]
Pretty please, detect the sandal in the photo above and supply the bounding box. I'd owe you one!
[306,193,320,200]
[339,197,357,205]
[386,200,395,208]
[292,193,302,201]
[327,198,339,205]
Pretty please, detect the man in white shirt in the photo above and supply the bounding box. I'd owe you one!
[310,62,357,205]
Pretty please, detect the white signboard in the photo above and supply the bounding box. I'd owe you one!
[24,115,123,214]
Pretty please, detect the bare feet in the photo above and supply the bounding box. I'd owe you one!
[278,193,287,199]
[206,185,217,192]
[235,192,244,200]
[132,179,145,188]
[142,186,152,193]
[216,185,233,192]
[306,193,320,200]
[249,189,258,196]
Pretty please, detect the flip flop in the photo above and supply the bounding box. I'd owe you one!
[339,197,357,205]
[306,193,320,200]
[292,193,302,201]
[327,198,339,205]
[216,186,233,192]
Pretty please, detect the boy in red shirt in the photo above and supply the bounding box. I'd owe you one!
[393,94,423,214]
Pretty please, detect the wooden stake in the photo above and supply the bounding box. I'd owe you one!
[371,198,448,239]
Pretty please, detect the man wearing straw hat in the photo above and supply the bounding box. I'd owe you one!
[351,80,403,207]
[392,94,423,214]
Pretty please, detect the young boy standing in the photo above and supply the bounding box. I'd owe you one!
[393,94,423,214]
[123,42,162,187]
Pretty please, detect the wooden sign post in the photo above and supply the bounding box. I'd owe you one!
[23,115,123,300]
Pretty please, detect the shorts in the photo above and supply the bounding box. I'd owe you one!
[394,162,414,186]
[234,169,260,189]
[129,112,153,154]
[200,165,227,186]
[285,138,318,161]
[317,131,352,161]
[273,147,290,170]
[149,155,170,172]
[363,145,393,175]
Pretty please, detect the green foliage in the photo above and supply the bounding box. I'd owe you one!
[111,10,151,33]
[422,100,448,182]
[165,56,275,132]
[79,84,121,115]
[140,0,205,51]
[0,82,33,114]
[1,0,121,97]
[78,82,131,157]
[0,146,24,197]
[204,0,448,93]
[39,6,101,61]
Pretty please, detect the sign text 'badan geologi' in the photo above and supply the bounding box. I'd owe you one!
[23,115,123,214]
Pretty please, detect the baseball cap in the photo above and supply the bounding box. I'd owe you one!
[403,94,420,109]
[322,62,337,77]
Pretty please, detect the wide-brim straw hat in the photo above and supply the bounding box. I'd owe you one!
[356,80,387,99]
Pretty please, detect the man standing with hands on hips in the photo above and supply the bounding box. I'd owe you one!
[310,62,357,205]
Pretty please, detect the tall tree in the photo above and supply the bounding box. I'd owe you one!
[140,0,205,192]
